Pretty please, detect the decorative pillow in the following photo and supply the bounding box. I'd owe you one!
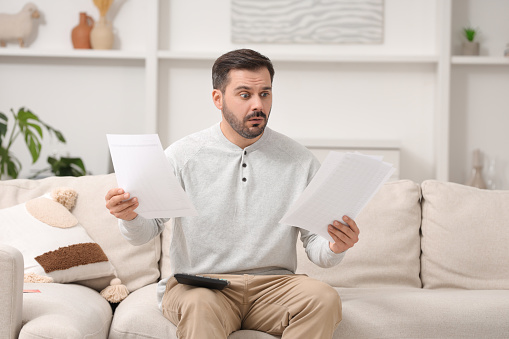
[0,187,128,302]
[421,180,509,290]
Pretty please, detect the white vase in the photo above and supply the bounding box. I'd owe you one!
[90,16,114,50]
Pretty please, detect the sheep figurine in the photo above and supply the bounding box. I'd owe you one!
[0,3,40,47]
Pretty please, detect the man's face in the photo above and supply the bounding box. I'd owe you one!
[214,68,272,142]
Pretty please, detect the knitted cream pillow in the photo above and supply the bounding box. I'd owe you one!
[0,187,128,302]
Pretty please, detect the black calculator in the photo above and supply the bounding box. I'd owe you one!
[174,273,230,290]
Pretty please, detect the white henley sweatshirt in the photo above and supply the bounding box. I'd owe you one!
[119,123,345,308]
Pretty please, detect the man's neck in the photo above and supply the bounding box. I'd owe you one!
[219,121,264,149]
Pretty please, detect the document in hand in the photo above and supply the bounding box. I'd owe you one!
[107,134,197,219]
[280,152,395,242]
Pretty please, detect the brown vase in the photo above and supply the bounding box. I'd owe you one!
[71,12,94,49]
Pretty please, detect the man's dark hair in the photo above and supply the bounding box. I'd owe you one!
[212,49,275,93]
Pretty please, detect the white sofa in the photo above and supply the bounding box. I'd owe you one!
[1,174,509,339]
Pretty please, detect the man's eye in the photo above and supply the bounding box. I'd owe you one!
[240,93,250,98]
[261,92,270,97]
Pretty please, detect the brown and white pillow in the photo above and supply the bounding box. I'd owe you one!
[0,188,115,284]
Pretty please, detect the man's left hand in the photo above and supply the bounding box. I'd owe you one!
[328,216,360,254]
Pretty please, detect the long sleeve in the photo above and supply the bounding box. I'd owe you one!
[300,228,346,268]
[118,215,169,246]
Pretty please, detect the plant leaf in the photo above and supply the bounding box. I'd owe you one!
[61,157,87,176]
[7,156,21,178]
[0,111,7,145]
[53,129,66,143]
[16,108,44,163]
[0,148,21,179]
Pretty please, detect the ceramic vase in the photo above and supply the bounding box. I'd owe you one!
[90,16,114,50]
[462,41,479,56]
[71,12,94,49]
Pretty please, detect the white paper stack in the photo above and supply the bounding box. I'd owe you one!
[280,151,394,241]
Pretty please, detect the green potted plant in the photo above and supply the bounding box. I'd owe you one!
[30,155,87,178]
[0,107,87,179]
[462,25,480,56]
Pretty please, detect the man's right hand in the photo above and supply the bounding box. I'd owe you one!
[105,188,139,221]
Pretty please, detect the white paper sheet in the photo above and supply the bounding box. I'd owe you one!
[280,151,395,241]
[107,134,197,219]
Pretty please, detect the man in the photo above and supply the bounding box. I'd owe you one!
[105,49,360,339]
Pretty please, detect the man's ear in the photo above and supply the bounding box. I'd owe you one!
[212,89,223,110]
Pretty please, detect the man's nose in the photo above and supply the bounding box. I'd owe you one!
[251,95,263,111]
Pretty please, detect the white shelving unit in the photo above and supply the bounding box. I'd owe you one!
[451,56,509,65]
[0,49,145,59]
[447,0,509,188]
[1,0,508,186]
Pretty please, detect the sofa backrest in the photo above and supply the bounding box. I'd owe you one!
[421,180,509,290]
[296,179,423,288]
[0,174,161,293]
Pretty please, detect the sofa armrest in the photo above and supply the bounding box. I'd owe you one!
[0,244,24,339]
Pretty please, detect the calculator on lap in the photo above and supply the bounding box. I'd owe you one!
[174,273,230,290]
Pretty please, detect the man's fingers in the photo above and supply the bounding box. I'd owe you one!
[109,198,138,218]
[341,216,360,236]
[106,192,132,210]
[333,220,355,238]
[109,197,137,214]
[328,224,353,246]
[105,188,124,201]
[332,220,359,244]
[328,228,342,244]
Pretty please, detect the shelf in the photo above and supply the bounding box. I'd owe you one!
[0,49,145,60]
[297,139,401,150]
[158,51,439,64]
[0,49,439,64]
[451,56,509,65]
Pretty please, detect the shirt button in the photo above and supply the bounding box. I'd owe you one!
[242,178,247,182]
[242,163,247,168]
[244,151,247,155]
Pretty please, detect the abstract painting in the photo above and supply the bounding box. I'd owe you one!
[231,0,384,44]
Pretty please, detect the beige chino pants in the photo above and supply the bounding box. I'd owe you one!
[162,274,342,339]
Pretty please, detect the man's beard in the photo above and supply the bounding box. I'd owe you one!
[222,102,270,139]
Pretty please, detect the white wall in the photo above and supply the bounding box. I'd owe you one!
[158,0,438,183]
[2,0,507,187]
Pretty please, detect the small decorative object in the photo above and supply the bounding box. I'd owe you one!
[90,0,114,50]
[71,12,94,49]
[461,25,480,56]
[504,43,509,57]
[0,3,40,48]
[466,149,486,189]
[485,158,498,190]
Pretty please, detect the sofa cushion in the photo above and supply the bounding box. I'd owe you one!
[20,282,112,339]
[110,284,280,339]
[0,175,161,293]
[335,287,509,338]
[0,192,115,284]
[297,180,422,288]
[111,284,509,339]
[421,180,509,289]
